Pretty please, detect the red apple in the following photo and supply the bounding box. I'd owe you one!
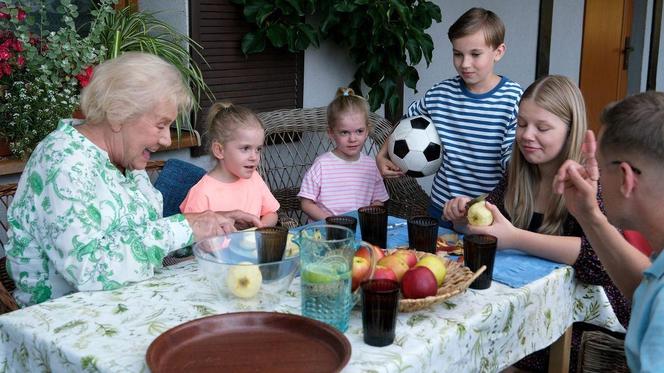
[391,249,417,268]
[355,244,385,263]
[377,255,409,282]
[401,266,438,299]
[351,256,371,291]
[372,265,398,282]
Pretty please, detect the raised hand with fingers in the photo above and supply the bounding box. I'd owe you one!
[553,130,601,219]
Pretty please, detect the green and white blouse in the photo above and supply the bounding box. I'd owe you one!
[5,121,194,307]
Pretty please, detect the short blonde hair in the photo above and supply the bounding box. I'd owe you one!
[205,102,264,153]
[448,7,505,49]
[80,52,193,126]
[326,87,370,131]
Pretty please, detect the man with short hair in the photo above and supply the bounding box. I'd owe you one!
[554,91,664,372]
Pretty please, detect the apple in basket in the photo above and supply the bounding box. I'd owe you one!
[351,256,371,291]
[415,254,447,286]
[391,249,418,268]
[401,266,438,299]
[377,255,409,282]
[372,265,398,282]
[355,244,385,263]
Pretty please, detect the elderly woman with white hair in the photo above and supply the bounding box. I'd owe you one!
[5,52,261,307]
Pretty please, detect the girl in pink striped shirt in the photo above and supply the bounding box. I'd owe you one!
[298,88,389,222]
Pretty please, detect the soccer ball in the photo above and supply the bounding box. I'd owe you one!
[387,115,442,177]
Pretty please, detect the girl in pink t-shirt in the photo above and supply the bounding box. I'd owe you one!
[180,102,279,227]
[298,88,389,222]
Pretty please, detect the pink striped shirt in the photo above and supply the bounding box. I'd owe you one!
[298,152,389,217]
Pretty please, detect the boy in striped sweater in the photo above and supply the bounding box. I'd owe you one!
[298,88,389,222]
[377,7,523,228]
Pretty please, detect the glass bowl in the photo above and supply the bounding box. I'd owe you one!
[193,230,300,311]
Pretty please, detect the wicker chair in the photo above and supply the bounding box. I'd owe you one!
[257,107,430,226]
[577,330,629,372]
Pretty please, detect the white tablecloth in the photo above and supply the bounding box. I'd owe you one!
[0,257,623,372]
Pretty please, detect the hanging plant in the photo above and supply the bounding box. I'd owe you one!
[231,0,441,120]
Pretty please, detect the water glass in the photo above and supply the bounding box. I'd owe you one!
[361,279,400,347]
[325,215,358,234]
[463,234,497,289]
[358,205,388,248]
[407,216,438,253]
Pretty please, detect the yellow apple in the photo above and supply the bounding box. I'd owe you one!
[415,254,447,286]
[226,262,262,298]
[467,201,493,226]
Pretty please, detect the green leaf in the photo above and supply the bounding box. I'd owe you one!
[406,38,423,65]
[297,23,319,48]
[403,66,419,90]
[267,23,289,47]
[241,30,267,54]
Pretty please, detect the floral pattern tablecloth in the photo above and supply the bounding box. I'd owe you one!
[0,257,623,373]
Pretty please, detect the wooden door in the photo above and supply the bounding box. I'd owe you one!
[579,0,633,133]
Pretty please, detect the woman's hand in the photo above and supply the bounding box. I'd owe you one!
[376,143,405,178]
[443,196,471,223]
[185,210,262,241]
[463,202,518,250]
[223,210,263,231]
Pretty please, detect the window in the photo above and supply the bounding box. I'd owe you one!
[189,1,304,155]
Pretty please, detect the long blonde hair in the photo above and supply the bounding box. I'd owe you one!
[504,75,587,235]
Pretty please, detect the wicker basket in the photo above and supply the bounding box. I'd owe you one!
[393,250,485,312]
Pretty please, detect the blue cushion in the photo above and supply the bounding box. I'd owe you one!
[154,159,206,217]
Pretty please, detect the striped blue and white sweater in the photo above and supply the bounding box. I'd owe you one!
[407,75,523,210]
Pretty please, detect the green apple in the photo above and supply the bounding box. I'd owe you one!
[226,262,262,298]
[415,254,447,286]
[467,201,493,226]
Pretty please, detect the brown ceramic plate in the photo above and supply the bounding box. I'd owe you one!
[146,312,351,373]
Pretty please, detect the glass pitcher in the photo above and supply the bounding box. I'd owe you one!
[294,224,377,332]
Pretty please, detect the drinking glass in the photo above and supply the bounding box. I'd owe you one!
[358,205,388,248]
[361,279,400,347]
[463,234,497,289]
[325,215,357,234]
[255,226,289,263]
[407,216,438,253]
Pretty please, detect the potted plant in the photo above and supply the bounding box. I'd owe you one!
[230,0,441,122]
[0,0,212,159]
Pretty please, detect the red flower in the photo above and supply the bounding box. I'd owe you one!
[0,11,8,20]
[16,8,25,21]
[16,54,24,67]
[1,62,11,76]
[75,66,94,88]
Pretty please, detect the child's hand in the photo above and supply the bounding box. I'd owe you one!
[443,196,471,223]
[376,142,404,178]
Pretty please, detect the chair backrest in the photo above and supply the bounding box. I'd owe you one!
[153,159,207,217]
[257,107,429,225]
[578,330,628,372]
